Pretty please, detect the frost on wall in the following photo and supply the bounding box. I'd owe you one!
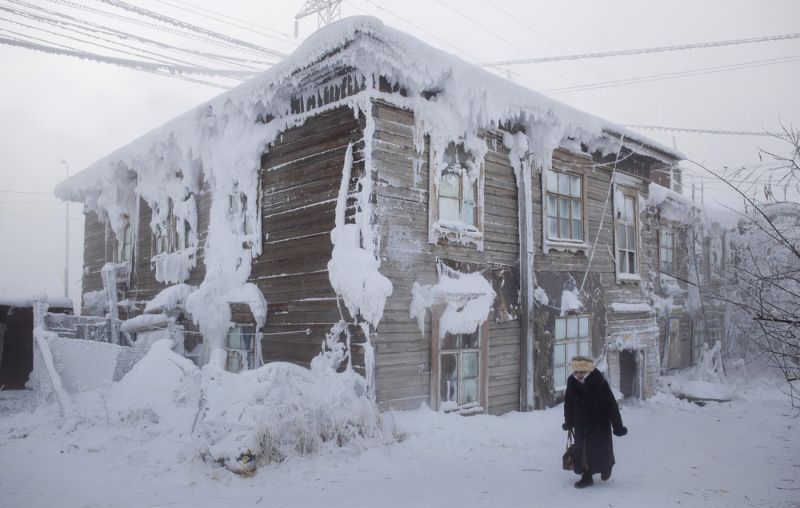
[410,266,496,338]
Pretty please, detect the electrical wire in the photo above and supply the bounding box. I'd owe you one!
[481,31,800,67]
[543,54,800,94]
[625,125,776,137]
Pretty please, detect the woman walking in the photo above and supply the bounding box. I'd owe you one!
[562,355,627,488]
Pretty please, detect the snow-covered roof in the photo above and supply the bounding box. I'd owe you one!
[55,16,680,201]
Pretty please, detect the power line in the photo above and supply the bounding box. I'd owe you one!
[95,0,287,59]
[481,31,800,67]
[0,36,238,87]
[625,125,776,137]
[542,54,800,95]
[154,0,297,46]
[2,1,273,69]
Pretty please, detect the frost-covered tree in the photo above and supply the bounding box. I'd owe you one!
[695,123,800,406]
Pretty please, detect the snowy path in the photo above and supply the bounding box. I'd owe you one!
[0,387,797,508]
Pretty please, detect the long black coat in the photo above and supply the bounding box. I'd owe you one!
[563,370,624,475]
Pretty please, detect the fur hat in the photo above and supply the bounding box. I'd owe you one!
[571,356,595,373]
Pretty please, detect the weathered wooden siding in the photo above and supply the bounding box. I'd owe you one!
[532,147,666,406]
[371,101,522,415]
[81,210,107,303]
[256,105,366,371]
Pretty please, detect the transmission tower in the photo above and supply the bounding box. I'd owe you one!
[294,0,343,36]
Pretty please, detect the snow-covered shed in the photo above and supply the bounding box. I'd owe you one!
[56,17,682,412]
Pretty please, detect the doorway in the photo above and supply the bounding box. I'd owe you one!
[619,349,639,399]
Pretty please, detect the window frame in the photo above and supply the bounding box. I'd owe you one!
[614,185,640,282]
[552,314,592,391]
[541,168,589,255]
[225,323,257,373]
[428,142,485,248]
[115,218,134,265]
[430,302,489,413]
[659,228,675,276]
[153,197,192,256]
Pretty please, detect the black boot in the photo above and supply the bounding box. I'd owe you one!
[601,469,611,481]
[574,473,594,488]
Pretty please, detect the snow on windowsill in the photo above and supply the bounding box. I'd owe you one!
[430,220,484,251]
[543,238,589,255]
[616,272,641,284]
[609,302,653,314]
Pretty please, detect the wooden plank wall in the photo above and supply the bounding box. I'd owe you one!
[371,101,522,415]
[255,106,366,370]
[531,146,668,406]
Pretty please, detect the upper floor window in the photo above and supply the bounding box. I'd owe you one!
[154,198,191,255]
[553,315,591,390]
[429,142,484,248]
[115,218,133,264]
[615,189,638,277]
[660,229,674,276]
[438,168,477,227]
[545,169,583,242]
[229,185,257,236]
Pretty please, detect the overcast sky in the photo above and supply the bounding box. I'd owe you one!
[1,0,798,306]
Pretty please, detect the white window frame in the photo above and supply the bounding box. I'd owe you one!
[614,182,640,283]
[428,142,484,249]
[553,314,591,391]
[541,168,589,254]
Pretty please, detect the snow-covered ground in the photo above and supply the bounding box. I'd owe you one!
[1,360,797,508]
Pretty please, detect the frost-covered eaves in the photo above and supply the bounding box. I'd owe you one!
[54,16,680,199]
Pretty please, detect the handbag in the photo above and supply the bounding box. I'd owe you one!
[562,429,575,470]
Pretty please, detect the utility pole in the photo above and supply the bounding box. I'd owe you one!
[294,0,343,37]
[60,160,69,300]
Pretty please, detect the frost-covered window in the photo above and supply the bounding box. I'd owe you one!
[660,229,674,276]
[553,315,591,390]
[229,187,256,236]
[615,190,637,275]
[225,324,255,373]
[115,219,133,264]
[429,142,484,248]
[439,331,480,410]
[154,198,191,255]
[438,168,477,226]
[545,169,583,242]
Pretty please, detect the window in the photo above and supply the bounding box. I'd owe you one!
[660,230,674,275]
[154,198,191,255]
[553,315,591,390]
[229,186,256,236]
[615,190,638,276]
[115,219,133,264]
[431,303,489,413]
[438,168,477,227]
[439,331,480,409]
[225,324,256,373]
[545,169,583,242]
[428,142,484,248]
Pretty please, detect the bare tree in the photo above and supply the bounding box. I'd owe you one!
[689,121,800,406]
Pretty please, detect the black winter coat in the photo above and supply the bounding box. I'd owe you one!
[563,370,624,475]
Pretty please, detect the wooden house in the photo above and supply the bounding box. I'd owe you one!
[56,17,683,413]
